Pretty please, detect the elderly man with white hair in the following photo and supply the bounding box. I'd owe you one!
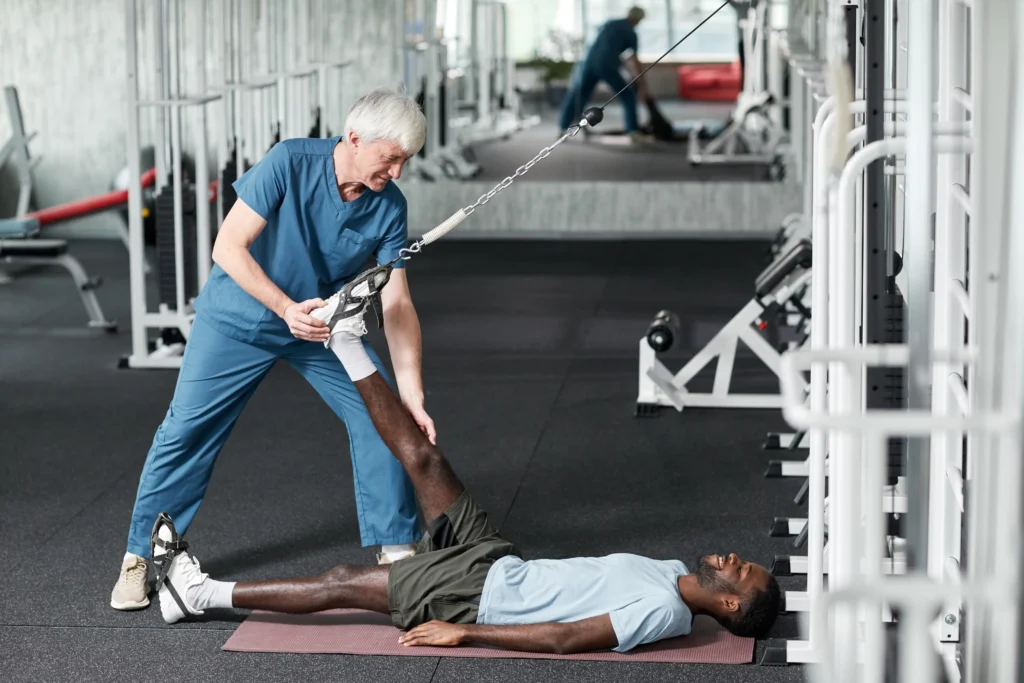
[111,88,433,611]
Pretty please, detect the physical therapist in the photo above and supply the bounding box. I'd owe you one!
[111,88,432,611]
[558,6,650,144]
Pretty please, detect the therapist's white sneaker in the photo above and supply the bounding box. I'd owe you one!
[110,553,150,610]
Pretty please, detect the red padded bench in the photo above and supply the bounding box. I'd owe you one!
[677,61,742,101]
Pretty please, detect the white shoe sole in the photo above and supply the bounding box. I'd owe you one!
[158,585,187,624]
[110,596,150,610]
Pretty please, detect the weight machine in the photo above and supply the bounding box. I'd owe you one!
[121,0,349,370]
[463,0,540,143]
[689,0,787,178]
[635,238,811,415]
[756,3,1024,683]
[0,84,117,330]
[402,0,481,181]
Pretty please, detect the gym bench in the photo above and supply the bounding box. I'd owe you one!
[0,217,117,331]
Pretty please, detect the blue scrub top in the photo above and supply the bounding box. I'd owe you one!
[193,137,409,345]
[584,18,639,72]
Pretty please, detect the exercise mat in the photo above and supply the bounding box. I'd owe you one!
[222,609,755,664]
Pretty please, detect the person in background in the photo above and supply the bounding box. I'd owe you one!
[558,6,653,144]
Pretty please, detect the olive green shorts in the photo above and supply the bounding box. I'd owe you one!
[387,490,519,630]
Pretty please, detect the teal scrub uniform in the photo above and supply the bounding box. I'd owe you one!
[559,18,641,132]
[125,138,420,557]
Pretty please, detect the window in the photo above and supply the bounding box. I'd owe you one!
[667,0,741,59]
[581,0,740,62]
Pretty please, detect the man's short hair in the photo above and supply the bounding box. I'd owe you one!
[343,87,427,156]
[724,574,781,638]
[627,6,646,22]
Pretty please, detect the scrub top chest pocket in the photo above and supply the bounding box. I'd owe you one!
[326,225,379,282]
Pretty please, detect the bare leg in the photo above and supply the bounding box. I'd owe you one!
[232,564,391,614]
[354,372,465,523]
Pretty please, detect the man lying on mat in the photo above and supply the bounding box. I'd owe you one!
[149,304,781,654]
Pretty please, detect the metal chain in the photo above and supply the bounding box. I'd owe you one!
[396,124,585,262]
[462,125,584,215]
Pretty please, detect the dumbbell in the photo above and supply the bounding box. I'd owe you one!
[646,310,681,353]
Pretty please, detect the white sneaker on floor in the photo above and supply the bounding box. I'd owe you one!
[110,554,150,610]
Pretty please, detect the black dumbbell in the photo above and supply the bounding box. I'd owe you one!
[646,310,681,353]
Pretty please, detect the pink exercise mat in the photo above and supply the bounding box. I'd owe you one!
[222,609,754,664]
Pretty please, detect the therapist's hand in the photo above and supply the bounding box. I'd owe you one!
[283,298,330,342]
[404,398,437,445]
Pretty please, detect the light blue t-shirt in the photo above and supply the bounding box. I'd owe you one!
[584,18,639,72]
[477,554,692,652]
[193,137,408,345]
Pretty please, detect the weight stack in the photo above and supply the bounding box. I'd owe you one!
[154,181,200,307]
[220,161,238,223]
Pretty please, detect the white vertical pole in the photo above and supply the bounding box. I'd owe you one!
[221,0,231,170]
[805,99,833,663]
[318,0,327,138]
[475,0,488,119]
[990,8,1024,683]
[195,0,211,290]
[904,0,937,581]
[154,0,169,187]
[300,2,306,137]
[929,0,966,647]
[861,431,887,683]
[168,0,185,316]
[125,0,148,362]
[277,0,287,141]
[232,0,243,174]
[964,1,1015,680]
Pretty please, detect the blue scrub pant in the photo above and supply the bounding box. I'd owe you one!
[559,65,639,133]
[125,315,421,558]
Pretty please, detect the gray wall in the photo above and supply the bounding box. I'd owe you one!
[399,180,802,239]
[0,0,402,238]
[1,0,797,242]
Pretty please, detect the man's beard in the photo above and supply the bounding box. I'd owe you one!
[693,556,739,595]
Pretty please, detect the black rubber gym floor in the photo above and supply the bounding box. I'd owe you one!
[0,237,807,683]
[468,100,776,182]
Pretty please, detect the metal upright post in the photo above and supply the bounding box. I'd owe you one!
[277,0,287,140]
[903,0,936,575]
[154,0,169,188]
[317,0,328,138]
[241,0,253,162]
[125,0,148,364]
[195,0,212,289]
[964,2,1017,682]
[929,0,968,651]
[168,0,186,317]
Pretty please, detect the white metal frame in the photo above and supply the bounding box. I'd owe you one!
[689,0,786,168]
[0,85,38,218]
[769,1,1024,681]
[637,268,811,413]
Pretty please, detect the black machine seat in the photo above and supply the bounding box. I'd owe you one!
[0,238,69,259]
[755,238,812,299]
